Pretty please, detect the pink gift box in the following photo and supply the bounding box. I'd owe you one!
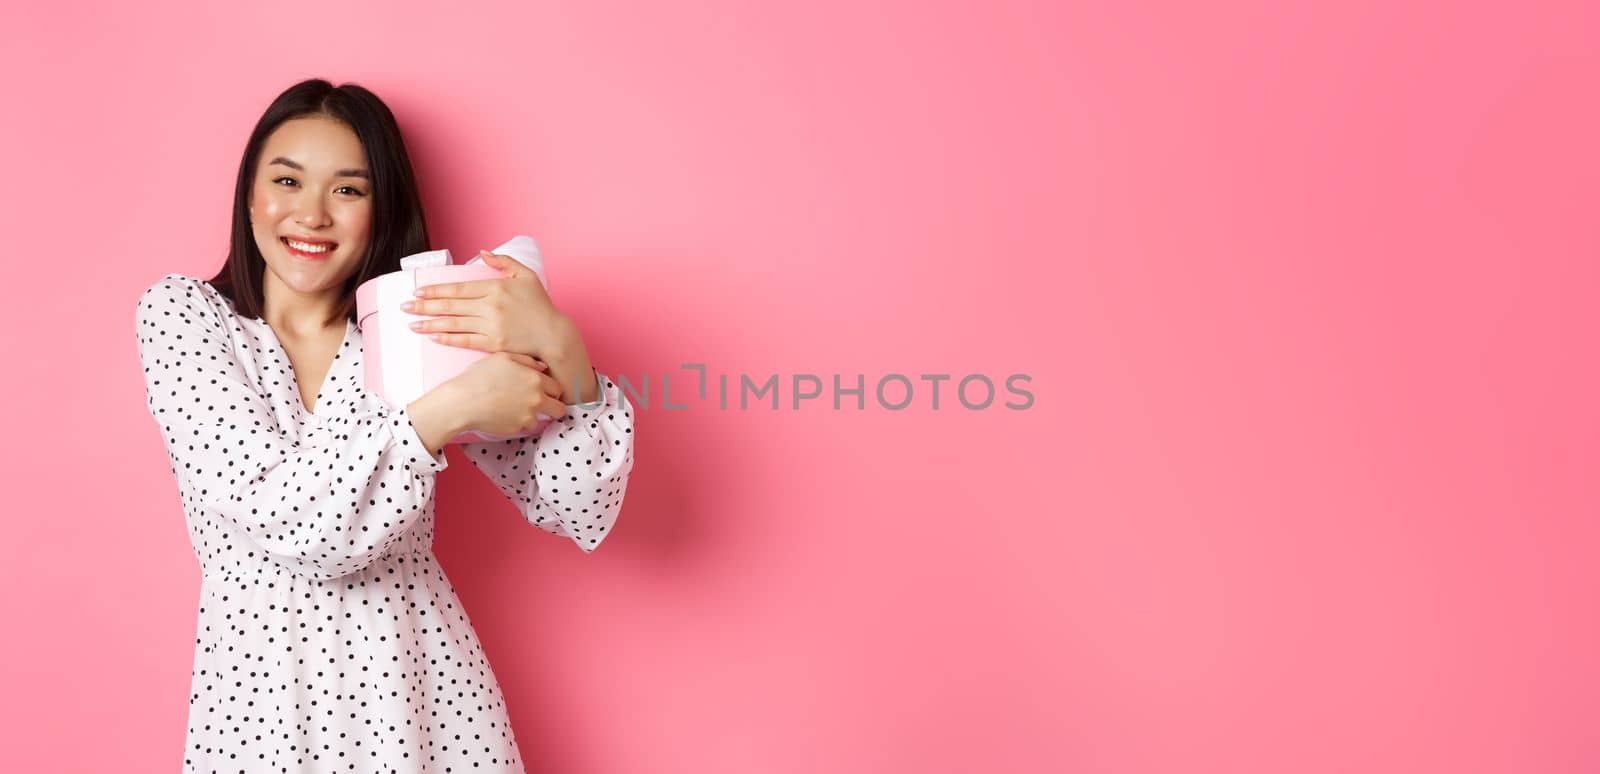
[355,236,552,445]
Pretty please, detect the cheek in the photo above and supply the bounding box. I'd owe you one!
[341,206,373,241]
[252,191,290,221]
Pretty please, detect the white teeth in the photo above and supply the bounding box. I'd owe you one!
[285,239,333,253]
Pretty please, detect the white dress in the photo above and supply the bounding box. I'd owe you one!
[134,273,636,773]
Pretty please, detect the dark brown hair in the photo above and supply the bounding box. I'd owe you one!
[207,78,429,324]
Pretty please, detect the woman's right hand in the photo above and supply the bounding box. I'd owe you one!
[445,352,568,437]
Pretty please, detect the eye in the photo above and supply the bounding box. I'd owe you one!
[271,177,365,196]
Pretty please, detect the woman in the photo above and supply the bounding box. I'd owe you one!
[134,78,636,772]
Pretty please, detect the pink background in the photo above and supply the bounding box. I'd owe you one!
[2,1,1596,772]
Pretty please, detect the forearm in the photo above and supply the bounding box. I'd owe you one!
[407,383,473,457]
[196,411,446,579]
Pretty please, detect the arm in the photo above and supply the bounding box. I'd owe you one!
[135,274,449,581]
[459,369,636,552]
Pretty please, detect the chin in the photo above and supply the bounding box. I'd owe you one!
[266,260,354,293]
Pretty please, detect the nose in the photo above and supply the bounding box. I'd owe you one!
[294,196,332,228]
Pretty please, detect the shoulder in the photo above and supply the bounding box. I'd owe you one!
[135,273,233,333]
[139,272,208,302]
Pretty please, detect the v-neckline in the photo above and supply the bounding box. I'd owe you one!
[258,317,354,417]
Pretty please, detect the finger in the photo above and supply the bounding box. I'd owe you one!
[413,278,498,300]
[405,296,479,316]
[506,352,540,369]
[409,312,485,335]
[479,251,551,298]
[519,391,566,432]
[533,370,562,399]
[496,351,548,371]
[478,250,534,278]
[538,393,569,420]
[423,332,495,351]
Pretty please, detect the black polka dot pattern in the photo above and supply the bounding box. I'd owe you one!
[134,273,638,772]
[458,376,635,552]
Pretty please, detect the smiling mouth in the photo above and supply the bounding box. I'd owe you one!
[282,237,337,258]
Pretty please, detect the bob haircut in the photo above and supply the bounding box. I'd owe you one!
[207,78,429,325]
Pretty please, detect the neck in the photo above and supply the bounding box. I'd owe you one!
[261,271,345,337]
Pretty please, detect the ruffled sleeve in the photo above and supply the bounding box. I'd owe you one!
[459,370,636,552]
[135,273,447,580]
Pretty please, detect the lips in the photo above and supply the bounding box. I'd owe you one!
[281,236,337,259]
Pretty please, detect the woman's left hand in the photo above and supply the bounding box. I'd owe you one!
[400,249,599,404]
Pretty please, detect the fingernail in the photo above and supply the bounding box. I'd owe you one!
[536,413,551,422]
[400,301,414,311]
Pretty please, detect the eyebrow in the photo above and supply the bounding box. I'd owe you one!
[267,156,369,179]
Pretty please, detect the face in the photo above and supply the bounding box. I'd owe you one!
[248,116,373,305]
